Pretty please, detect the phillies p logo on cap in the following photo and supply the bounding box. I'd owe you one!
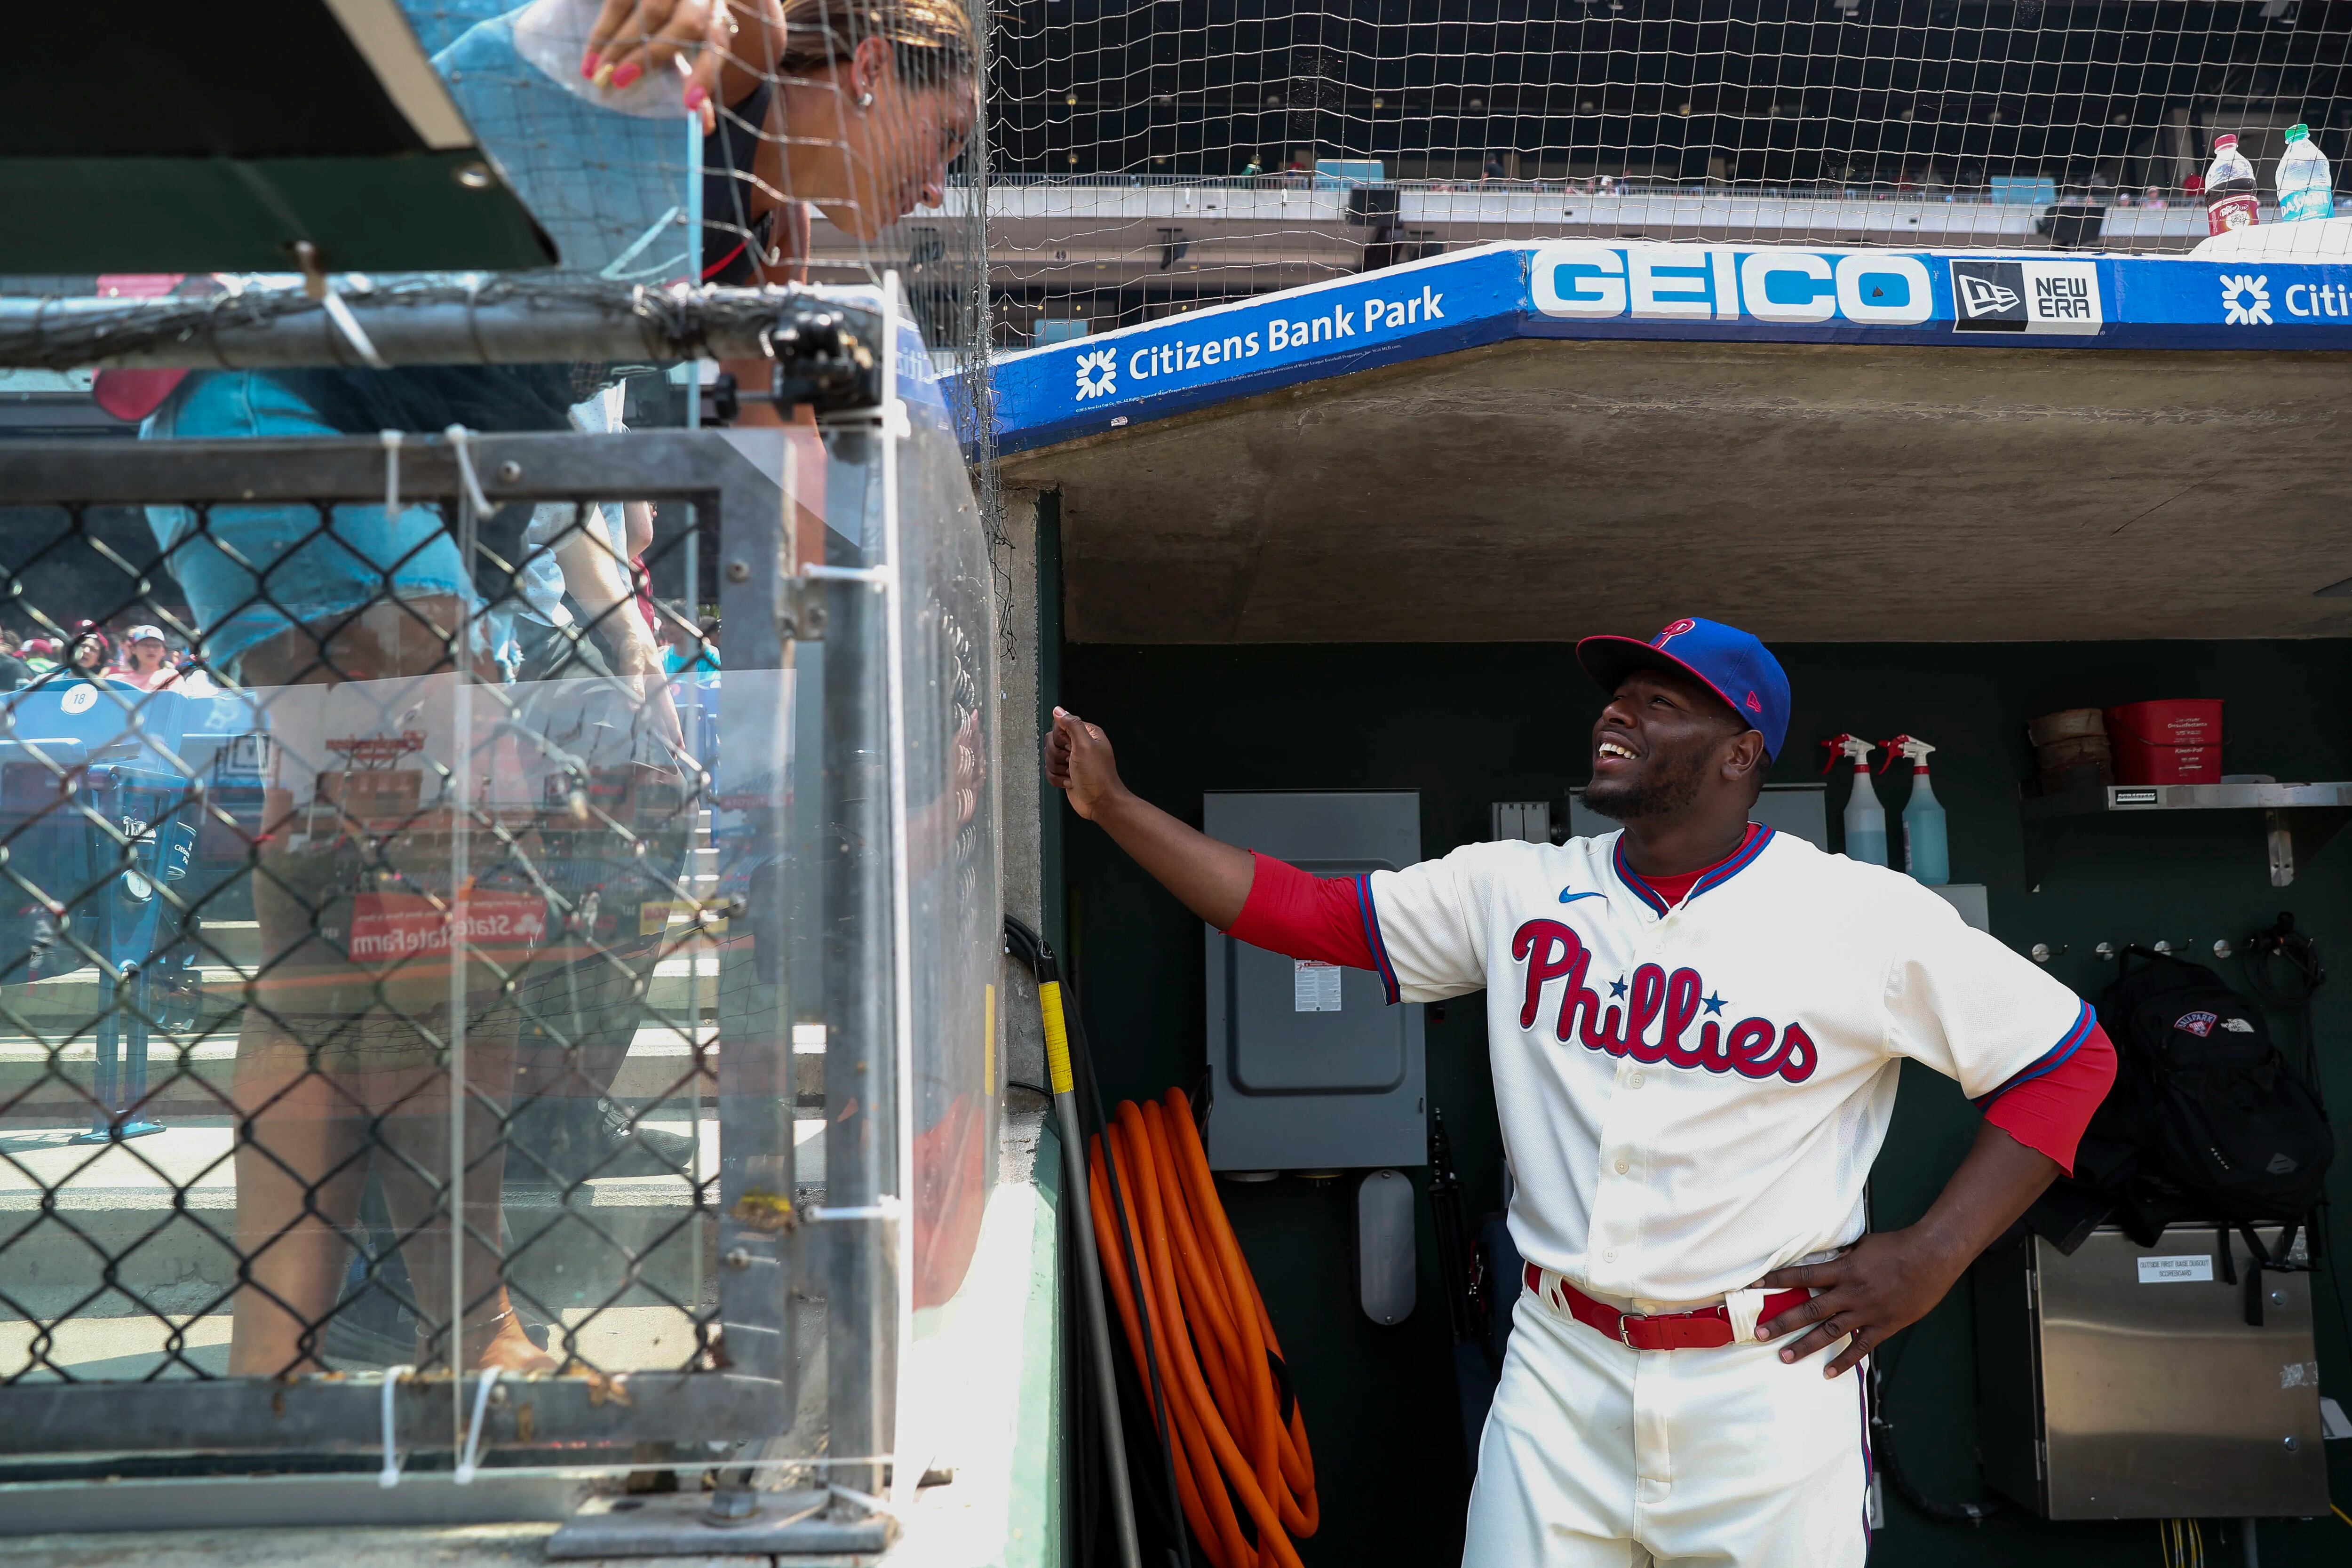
[1575,617,1794,762]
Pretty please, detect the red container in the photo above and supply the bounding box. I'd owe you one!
[2112,739,2222,786]
[2105,700,2223,750]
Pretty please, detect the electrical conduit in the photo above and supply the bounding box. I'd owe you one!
[1090,1089,1319,1568]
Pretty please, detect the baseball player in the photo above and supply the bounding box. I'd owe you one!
[1045,616,2116,1567]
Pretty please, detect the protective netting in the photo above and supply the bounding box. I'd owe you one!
[986,0,2352,339]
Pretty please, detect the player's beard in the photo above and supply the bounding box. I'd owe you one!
[1584,745,1709,822]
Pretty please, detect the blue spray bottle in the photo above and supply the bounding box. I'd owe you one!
[1820,734,1887,866]
[1883,734,1949,885]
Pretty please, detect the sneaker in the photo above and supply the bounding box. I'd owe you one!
[509,1096,698,1184]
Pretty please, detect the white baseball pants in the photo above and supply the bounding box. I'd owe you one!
[1461,1283,1871,1568]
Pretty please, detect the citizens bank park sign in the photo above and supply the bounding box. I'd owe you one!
[982,240,2352,454]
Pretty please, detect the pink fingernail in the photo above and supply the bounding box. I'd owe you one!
[683,81,708,111]
[612,61,642,89]
[581,50,601,79]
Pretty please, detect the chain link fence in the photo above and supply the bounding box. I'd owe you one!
[0,301,998,1539]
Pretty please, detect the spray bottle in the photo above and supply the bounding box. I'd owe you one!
[1882,735,1949,885]
[1820,734,1887,866]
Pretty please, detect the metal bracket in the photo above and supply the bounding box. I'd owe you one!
[779,576,828,642]
[766,310,882,416]
[548,1489,893,1558]
[2266,809,2295,887]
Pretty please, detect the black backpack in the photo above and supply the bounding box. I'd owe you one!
[2071,947,2333,1232]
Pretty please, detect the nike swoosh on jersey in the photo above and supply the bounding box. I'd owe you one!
[1558,890,1605,904]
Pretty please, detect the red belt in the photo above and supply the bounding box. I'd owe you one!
[1523,1262,1810,1351]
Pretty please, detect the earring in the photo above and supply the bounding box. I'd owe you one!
[857,90,874,109]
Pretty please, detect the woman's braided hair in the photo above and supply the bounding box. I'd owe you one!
[772,0,975,84]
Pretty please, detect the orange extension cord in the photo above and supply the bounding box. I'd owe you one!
[1088,1088,1320,1568]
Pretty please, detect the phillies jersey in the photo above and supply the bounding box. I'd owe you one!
[1365,825,2089,1304]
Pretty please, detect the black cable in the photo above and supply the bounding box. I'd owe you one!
[1007,1078,1053,1099]
[2238,915,2352,1363]
[1065,969,1198,1568]
[1868,1332,2005,1524]
[2242,911,2326,1103]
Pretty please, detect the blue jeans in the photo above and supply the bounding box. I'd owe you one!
[143,372,477,674]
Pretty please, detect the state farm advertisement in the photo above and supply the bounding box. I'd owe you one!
[346,889,548,961]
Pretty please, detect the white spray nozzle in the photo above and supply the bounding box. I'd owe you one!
[1820,733,1876,774]
[1884,734,1936,770]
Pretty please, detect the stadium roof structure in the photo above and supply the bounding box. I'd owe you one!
[985,239,2352,643]
[1,0,552,274]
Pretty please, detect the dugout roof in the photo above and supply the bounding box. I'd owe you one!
[989,241,2352,644]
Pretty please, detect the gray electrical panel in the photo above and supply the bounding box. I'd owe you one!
[1203,791,1427,1172]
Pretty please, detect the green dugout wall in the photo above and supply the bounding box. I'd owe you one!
[1053,635,2352,1568]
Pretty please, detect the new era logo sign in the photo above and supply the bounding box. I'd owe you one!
[1955,266,2024,321]
[1950,260,2103,336]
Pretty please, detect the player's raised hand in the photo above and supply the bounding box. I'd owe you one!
[1045,707,1123,821]
[1044,707,1255,926]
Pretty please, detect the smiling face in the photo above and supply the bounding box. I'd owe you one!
[1585,665,1765,823]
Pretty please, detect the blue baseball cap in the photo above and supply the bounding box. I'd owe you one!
[1576,617,1792,761]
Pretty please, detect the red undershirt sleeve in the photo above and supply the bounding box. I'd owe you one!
[1223,851,1379,971]
[1981,1024,2118,1175]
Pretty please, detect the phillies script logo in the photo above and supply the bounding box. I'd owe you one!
[1512,920,1817,1083]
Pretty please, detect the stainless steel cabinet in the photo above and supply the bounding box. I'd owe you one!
[1973,1225,2329,1519]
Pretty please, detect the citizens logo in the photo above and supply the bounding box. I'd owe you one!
[2221,273,2273,326]
[1073,347,1117,400]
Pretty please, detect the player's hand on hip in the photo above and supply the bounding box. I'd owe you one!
[1753,1229,1962,1378]
[1045,707,1126,821]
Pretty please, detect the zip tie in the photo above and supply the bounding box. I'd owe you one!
[320,285,389,370]
[804,1197,901,1223]
[380,430,402,526]
[378,1364,413,1488]
[454,1366,502,1485]
[444,425,493,516]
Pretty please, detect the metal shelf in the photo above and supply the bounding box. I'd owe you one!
[2020,781,2352,888]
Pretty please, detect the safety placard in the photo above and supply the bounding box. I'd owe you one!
[2136,1254,2215,1284]
[1294,960,1343,1013]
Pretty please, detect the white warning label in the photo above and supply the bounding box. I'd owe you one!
[2137,1254,2215,1284]
[1294,960,1343,1013]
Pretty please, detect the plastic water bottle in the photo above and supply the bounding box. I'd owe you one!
[1884,736,1950,885]
[1821,734,1887,866]
[2278,124,2335,223]
[2206,134,2260,236]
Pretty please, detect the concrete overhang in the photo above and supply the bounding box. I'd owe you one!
[986,241,2352,644]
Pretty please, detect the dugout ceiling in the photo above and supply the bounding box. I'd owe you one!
[1001,334,2352,644]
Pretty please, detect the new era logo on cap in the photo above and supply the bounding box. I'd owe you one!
[1576,617,1793,761]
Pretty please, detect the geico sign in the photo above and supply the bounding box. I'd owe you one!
[1531,243,1935,327]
